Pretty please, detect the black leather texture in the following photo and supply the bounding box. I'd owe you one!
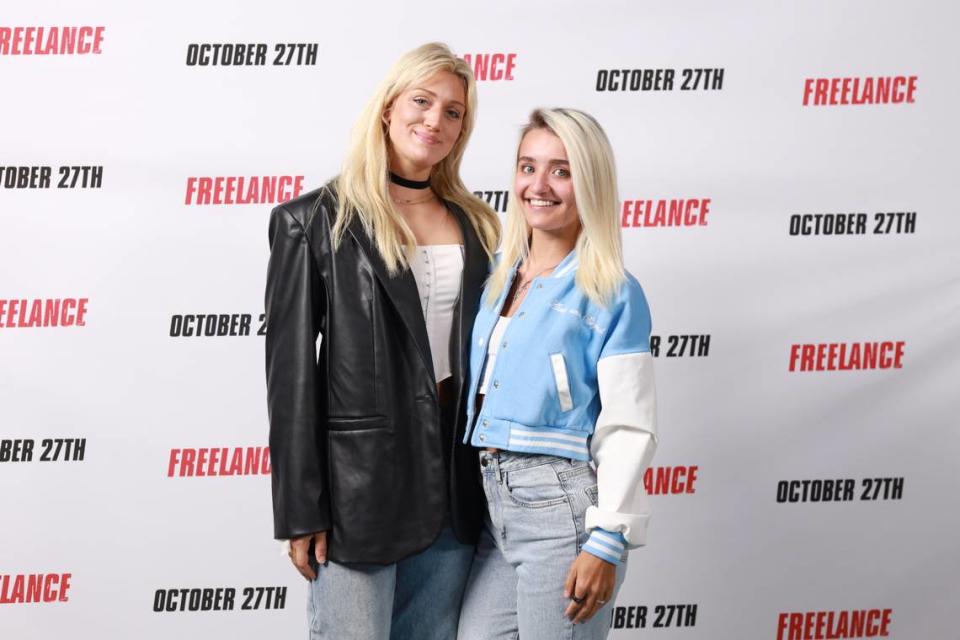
[264,184,488,564]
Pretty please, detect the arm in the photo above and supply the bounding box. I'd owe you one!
[565,281,657,622]
[265,205,332,544]
[583,351,657,561]
[584,280,657,560]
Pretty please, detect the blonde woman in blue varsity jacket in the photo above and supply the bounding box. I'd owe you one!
[457,108,658,640]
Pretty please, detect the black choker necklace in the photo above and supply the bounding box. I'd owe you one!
[389,172,431,190]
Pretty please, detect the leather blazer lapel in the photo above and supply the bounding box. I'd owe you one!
[345,215,436,386]
[450,202,487,364]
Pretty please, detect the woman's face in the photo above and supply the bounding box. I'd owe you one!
[384,70,466,176]
[514,128,580,236]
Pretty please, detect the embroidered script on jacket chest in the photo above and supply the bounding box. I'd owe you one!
[549,301,605,333]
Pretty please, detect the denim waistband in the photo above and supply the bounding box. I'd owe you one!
[477,449,589,473]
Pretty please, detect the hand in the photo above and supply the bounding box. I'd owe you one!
[288,531,328,581]
[563,551,616,623]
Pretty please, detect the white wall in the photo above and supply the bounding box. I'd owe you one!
[2,1,958,637]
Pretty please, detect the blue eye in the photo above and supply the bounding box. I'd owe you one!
[554,168,570,178]
[518,165,534,174]
[447,109,462,120]
[413,97,428,106]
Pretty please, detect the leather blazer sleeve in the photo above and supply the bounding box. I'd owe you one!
[265,204,331,539]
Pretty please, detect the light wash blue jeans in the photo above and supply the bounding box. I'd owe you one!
[458,451,626,640]
[307,526,473,639]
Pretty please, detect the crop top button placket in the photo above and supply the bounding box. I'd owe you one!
[409,244,464,383]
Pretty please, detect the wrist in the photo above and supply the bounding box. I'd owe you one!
[583,529,626,566]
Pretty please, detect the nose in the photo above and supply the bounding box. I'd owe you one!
[423,104,441,130]
[531,168,550,193]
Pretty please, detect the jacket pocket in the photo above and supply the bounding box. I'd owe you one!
[327,415,389,432]
[327,428,395,531]
[549,352,574,412]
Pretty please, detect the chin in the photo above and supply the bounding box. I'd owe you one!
[394,152,431,172]
[523,204,558,219]
[413,142,448,161]
[524,210,579,235]
[524,214,559,230]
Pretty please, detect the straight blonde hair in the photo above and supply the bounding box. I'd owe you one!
[332,42,500,272]
[486,108,625,306]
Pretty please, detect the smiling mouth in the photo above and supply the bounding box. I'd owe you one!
[414,130,440,145]
[526,198,560,207]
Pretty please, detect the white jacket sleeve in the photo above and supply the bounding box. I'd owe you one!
[583,278,658,561]
[584,352,657,550]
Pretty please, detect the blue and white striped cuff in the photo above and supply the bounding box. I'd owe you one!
[583,529,627,565]
[507,427,590,460]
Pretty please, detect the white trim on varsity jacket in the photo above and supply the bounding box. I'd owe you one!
[465,250,658,565]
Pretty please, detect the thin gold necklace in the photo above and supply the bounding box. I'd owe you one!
[512,261,561,302]
[391,191,436,205]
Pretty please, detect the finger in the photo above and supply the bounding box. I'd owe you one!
[314,532,328,565]
[586,585,615,621]
[564,588,586,619]
[597,581,615,611]
[563,560,581,618]
[564,597,583,620]
[565,583,589,620]
[293,550,316,581]
[576,595,605,624]
[291,541,316,581]
[576,604,603,624]
[563,562,577,599]
[573,592,598,624]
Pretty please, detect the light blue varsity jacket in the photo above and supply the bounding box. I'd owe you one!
[465,250,658,565]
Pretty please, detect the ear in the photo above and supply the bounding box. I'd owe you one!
[382,105,392,128]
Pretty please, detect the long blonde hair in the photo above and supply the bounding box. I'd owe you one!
[332,42,499,272]
[486,108,625,306]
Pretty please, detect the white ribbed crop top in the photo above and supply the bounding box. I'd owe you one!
[409,245,464,382]
[478,316,511,395]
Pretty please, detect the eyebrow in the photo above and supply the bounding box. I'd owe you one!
[517,156,570,165]
[409,87,466,109]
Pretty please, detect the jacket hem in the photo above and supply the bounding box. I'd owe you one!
[469,419,591,460]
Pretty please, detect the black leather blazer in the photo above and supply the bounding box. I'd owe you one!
[264,183,488,564]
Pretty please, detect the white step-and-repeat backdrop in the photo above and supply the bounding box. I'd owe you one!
[3,1,958,638]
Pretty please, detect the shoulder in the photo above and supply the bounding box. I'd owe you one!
[612,272,650,315]
[596,271,652,354]
[575,271,650,317]
[270,181,338,231]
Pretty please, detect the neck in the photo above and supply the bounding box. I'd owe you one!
[388,150,432,182]
[527,225,579,269]
[390,172,431,190]
[389,183,435,206]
